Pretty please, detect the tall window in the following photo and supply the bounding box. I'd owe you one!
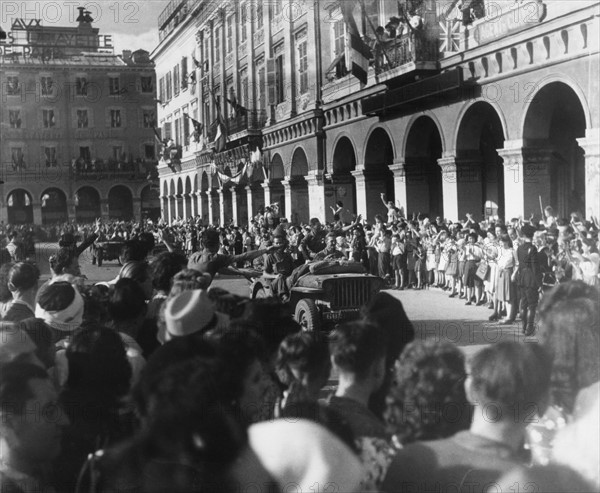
[112,146,123,161]
[240,3,247,41]
[181,57,188,88]
[43,109,56,128]
[76,77,88,96]
[110,109,122,128]
[240,67,248,107]
[44,147,57,167]
[6,76,20,96]
[215,26,221,63]
[9,110,22,128]
[226,16,233,53]
[79,146,91,162]
[11,148,24,169]
[166,72,173,101]
[108,76,120,95]
[141,76,153,93]
[159,77,165,102]
[173,65,180,96]
[275,53,285,104]
[333,20,345,55]
[41,76,54,96]
[257,64,265,110]
[257,3,263,29]
[183,115,190,145]
[297,38,308,95]
[174,117,180,144]
[145,144,155,159]
[77,109,89,128]
[203,31,210,67]
[143,109,155,128]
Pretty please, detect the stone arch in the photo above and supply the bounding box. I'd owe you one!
[269,153,285,219]
[108,185,133,221]
[455,101,506,220]
[362,126,394,220]
[287,147,310,223]
[6,188,33,224]
[402,112,446,156]
[75,186,101,223]
[328,135,358,222]
[40,187,68,225]
[184,175,193,219]
[290,146,309,177]
[404,116,444,219]
[522,80,588,217]
[141,185,161,222]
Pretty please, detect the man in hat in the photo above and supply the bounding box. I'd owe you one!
[512,223,542,335]
[300,215,361,261]
[313,232,346,261]
[188,229,278,281]
[263,226,296,300]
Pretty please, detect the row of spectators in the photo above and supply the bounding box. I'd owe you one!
[0,206,598,492]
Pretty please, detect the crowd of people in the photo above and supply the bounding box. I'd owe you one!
[0,201,599,493]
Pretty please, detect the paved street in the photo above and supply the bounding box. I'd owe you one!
[32,242,531,360]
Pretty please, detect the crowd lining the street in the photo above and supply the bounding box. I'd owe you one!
[0,201,598,492]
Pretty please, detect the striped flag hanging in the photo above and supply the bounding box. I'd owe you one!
[341,1,373,85]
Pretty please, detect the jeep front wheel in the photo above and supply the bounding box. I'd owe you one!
[295,299,320,331]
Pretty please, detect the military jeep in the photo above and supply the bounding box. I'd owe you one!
[92,240,124,267]
[251,263,384,331]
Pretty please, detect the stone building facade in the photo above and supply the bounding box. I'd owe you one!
[154,0,599,226]
[0,12,159,225]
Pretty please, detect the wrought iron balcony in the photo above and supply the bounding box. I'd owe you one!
[373,32,439,75]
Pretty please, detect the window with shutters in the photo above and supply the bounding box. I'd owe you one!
[174,117,181,144]
[183,115,190,145]
[215,26,221,63]
[141,76,154,93]
[203,31,210,66]
[142,109,155,128]
[181,58,188,89]
[77,109,89,128]
[76,77,88,96]
[9,110,22,128]
[240,3,247,41]
[163,122,172,140]
[43,109,56,128]
[166,72,173,100]
[44,147,57,167]
[296,37,308,95]
[109,76,120,95]
[226,16,233,54]
[159,77,165,102]
[174,65,180,96]
[41,76,54,96]
[110,109,122,128]
[7,76,20,96]
[11,148,24,169]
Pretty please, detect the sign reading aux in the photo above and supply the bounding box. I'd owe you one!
[0,18,113,56]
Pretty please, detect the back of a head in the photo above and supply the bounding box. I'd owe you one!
[240,299,300,358]
[49,248,75,275]
[150,251,188,292]
[8,262,40,292]
[66,324,131,399]
[329,320,388,379]
[121,240,147,263]
[0,262,14,303]
[0,323,38,366]
[361,292,415,363]
[276,331,330,386]
[538,281,600,413]
[469,341,552,420]
[0,362,49,414]
[119,260,149,284]
[109,278,147,323]
[385,339,471,444]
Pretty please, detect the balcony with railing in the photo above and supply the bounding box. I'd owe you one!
[207,110,268,141]
[70,158,156,181]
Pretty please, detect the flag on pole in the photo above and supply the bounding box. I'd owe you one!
[210,89,227,153]
[184,113,204,143]
[226,95,247,117]
[341,1,373,85]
